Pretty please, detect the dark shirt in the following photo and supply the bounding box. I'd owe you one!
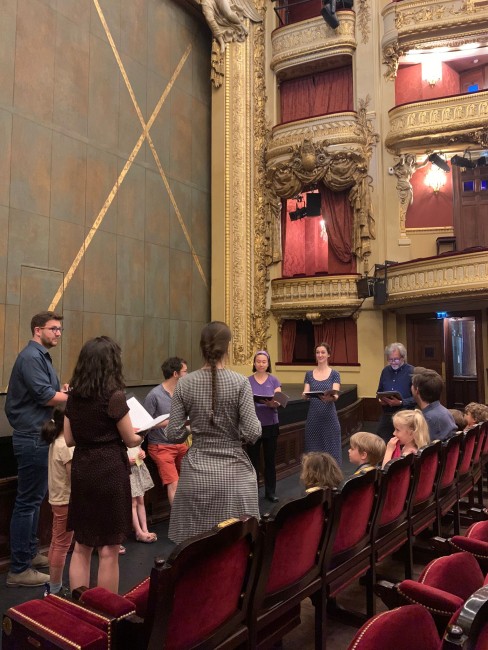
[377,362,416,412]
[5,340,59,435]
[422,401,457,441]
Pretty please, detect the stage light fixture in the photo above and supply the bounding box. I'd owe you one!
[321,0,339,29]
[477,156,488,167]
[428,153,450,173]
[451,152,476,169]
[289,207,308,221]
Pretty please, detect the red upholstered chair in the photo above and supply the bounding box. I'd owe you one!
[442,585,488,649]
[346,605,441,650]
[434,433,463,537]
[405,442,442,578]
[78,515,262,650]
[456,426,480,522]
[470,422,488,512]
[371,454,414,580]
[248,487,330,650]
[323,468,379,620]
[375,552,485,636]
[2,592,131,650]
[432,520,488,574]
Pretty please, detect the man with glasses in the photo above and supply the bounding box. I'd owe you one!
[376,342,416,443]
[5,311,68,586]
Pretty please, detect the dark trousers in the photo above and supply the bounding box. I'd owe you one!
[247,426,278,497]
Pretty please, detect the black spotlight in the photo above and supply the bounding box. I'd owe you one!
[477,156,488,167]
[289,207,307,221]
[321,0,339,29]
[428,153,450,173]
[451,153,476,169]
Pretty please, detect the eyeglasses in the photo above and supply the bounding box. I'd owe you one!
[39,327,64,333]
[388,357,403,363]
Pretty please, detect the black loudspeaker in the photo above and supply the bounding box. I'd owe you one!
[374,281,388,305]
[306,193,321,217]
[357,277,375,299]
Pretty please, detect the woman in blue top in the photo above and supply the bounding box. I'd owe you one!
[247,351,281,502]
[303,342,342,466]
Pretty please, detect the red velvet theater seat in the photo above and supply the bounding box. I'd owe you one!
[347,604,441,650]
[2,593,124,650]
[77,515,261,650]
[376,552,485,636]
[433,520,488,574]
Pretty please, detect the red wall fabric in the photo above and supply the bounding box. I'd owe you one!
[282,199,329,277]
[396,63,460,105]
[280,67,353,123]
[405,165,453,228]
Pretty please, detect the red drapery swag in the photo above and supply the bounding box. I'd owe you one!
[313,320,358,364]
[280,67,353,123]
[321,185,355,273]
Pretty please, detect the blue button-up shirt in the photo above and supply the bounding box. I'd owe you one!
[5,340,59,436]
[377,362,416,412]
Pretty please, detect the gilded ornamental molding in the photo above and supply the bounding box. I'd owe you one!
[383,250,488,308]
[270,275,363,326]
[385,90,488,154]
[270,13,356,82]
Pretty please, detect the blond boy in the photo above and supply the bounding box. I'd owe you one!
[348,432,386,475]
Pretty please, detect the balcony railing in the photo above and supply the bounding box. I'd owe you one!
[385,90,488,154]
[271,12,356,81]
[270,275,362,324]
[381,249,488,308]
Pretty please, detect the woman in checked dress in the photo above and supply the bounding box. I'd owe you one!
[164,321,262,545]
[303,342,342,466]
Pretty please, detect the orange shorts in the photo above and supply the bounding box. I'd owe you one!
[148,443,188,485]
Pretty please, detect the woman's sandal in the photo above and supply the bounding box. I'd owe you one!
[136,532,157,543]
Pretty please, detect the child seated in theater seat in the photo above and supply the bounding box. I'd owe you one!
[348,431,386,475]
[382,409,430,468]
[463,402,488,432]
[449,409,466,432]
[300,452,343,490]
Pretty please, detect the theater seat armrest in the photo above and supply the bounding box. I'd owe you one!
[397,581,464,614]
[80,586,137,618]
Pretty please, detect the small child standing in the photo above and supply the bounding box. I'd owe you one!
[41,405,73,596]
[300,452,344,490]
[348,432,386,475]
[382,409,430,468]
[127,446,157,543]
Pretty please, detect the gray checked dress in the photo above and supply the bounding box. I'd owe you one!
[164,368,262,545]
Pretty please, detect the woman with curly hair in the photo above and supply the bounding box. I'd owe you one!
[63,336,143,593]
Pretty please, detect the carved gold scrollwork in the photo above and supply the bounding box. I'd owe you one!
[357,0,371,44]
[211,40,225,88]
[382,43,404,81]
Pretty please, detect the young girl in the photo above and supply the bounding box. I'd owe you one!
[127,446,157,542]
[382,409,430,468]
[300,452,344,490]
[41,405,73,596]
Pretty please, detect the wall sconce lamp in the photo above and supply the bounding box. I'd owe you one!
[425,164,447,194]
[421,56,442,86]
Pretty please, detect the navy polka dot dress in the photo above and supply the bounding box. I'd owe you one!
[304,370,342,465]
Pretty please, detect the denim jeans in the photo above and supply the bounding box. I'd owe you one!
[10,433,49,573]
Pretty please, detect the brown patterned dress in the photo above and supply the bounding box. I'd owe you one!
[66,390,132,547]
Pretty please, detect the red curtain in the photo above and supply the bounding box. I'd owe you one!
[313,319,358,364]
[280,67,353,123]
[282,199,328,277]
[321,186,355,274]
[281,320,297,363]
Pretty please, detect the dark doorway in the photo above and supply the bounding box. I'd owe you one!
[406,311,484,409]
